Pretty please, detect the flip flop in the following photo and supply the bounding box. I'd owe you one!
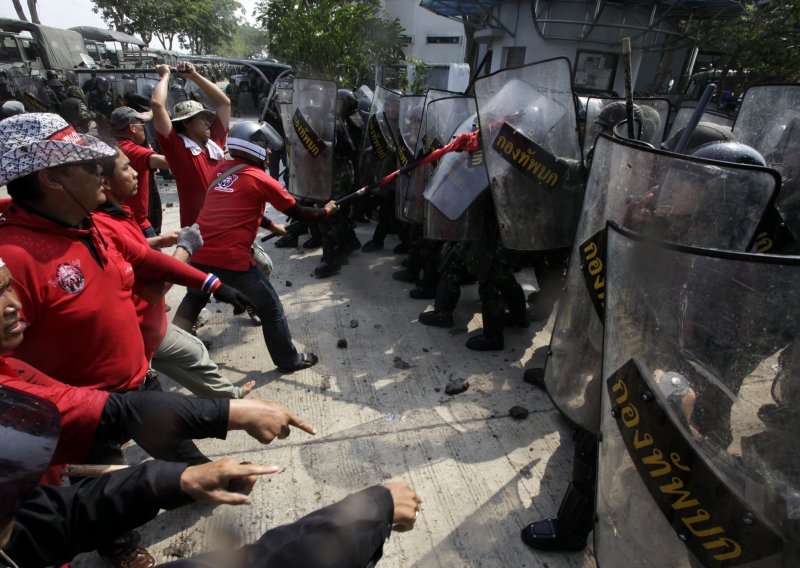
[278,352,319,374]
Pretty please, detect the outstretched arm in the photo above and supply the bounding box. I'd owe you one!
[151,65,174,138]
[177,62,231,130]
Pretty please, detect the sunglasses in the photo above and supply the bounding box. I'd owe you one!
[55,159,101,176]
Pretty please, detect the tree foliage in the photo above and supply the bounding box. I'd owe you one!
[90,0,241,54]
[221,25,270,60]
[255,0,406,86]
[698,0,800,86]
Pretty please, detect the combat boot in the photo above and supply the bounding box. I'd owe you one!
[314,259,341,278]
[419,310,454,327]
[519,482,594,552]
[409,286,436,299]
[465,333,504,351]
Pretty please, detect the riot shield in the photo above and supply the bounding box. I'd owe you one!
[474,58,582,251]
[423,98,487,241]
[284,77,337,201]
[545,134,780,433]
[396,89,458,221]
[734,84,800,242]
[357,85,401,187]
[0,385,60,522]
[393,95,425,219]
[666,104,734,142]
[583,97,670,159]
[596,223,800,567]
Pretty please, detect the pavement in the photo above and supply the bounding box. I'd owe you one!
[69,182,595,567]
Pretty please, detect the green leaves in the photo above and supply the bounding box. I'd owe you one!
[255,0,406,86]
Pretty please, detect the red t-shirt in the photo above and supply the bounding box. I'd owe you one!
[191,158,297,270]
[156,117,228,226]
[0,357,108,465]
[93,205,168,360]
[117,138,155,232]
[0,205,150,392]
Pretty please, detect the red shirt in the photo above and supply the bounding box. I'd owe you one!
[93,204,168,360]
[0,357,108,465]
[117,138,155,231]
[192,158,297,270]
[0,204,150,392]
[156,117,228,226]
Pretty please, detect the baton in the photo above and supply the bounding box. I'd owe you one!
[622,38,636,140]
[260,220,307,242]
[63,464,128,477]
[673,84,717,154]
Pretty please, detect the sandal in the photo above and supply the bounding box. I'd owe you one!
[278,352,319,374]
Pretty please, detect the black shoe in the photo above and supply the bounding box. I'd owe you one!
[507,310,531,328]
[314,260,341,278]
[392,270,417,283]
[278,352,319,374]
[409,286,436,300]
[303,236,322,249]
[465,334,504,351]
[419,310,454,327]
[274,234,298,248]
[523,367,546,389]
[393,242,410,254]
[345,238,361,253]
[520,518,587,552]
[361,240,384,253]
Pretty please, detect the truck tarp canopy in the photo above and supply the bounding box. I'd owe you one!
[0,19,88,69]
[69,26,146,47]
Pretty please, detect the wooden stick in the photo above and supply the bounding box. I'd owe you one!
[63,464,129,477]
[622,37,635,140]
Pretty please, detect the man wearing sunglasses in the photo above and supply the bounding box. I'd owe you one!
[109,107,171,238]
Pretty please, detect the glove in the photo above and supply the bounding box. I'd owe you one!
[212,283,254,315]
[177,223,204,255]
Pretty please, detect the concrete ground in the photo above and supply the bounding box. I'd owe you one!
[58,108,595,566]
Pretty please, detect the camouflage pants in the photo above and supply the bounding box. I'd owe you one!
[320,160,357,262]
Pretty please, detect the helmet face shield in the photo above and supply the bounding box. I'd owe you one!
[227,121,284,162]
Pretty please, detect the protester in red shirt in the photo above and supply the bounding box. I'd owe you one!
[152,63,230,226]
[109,107,171,237]
[0,113,251,395]
[174,121,340,373]
[94,147,254,398]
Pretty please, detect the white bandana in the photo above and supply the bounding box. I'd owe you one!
[179,134,225,161]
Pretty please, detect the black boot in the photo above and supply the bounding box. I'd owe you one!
[520,483,594,552]
[419,310,454,327]
[409,286,436,299]
[392,269,418,283]
[362,240,384,253]
[314,259,341,278]
[303,235,322,249]
[465,333,504,351]
[506,309,531,328]
[274,233,298,248]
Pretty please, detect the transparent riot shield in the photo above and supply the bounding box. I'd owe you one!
[423,98,487,241]
[284,77,337,201]
[734,84,800,244]
[666,104,733,142]
[583,97,670,159]
[596,222,800,567]
[357,85,401,187]
[396,89,458,221]
[393,95,426,217]
[11,71,51,113]
[403,93,472,223]
[136,77,157,99]
[545,134,780,433]
[474,58,582,251]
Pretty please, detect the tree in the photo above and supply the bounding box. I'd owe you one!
[179,0,241,55]
[11,0,40,24]
[255,0,406,87]
[221,25,270,60]
[698,0,800,90]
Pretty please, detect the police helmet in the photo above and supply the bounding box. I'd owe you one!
[45,70,59,80]
[95,76,110,88]
[336,89,357,118]
[596,101,642,128]
[690,141,767,166]
[227,121,284,163]
[662,122,735,153]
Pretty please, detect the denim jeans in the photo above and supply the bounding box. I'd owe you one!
[174,263,301,369]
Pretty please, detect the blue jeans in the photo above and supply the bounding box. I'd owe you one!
[173,263,301,369]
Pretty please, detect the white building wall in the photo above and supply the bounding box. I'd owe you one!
[382,0,466,64]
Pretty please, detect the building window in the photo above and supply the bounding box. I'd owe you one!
[503,47,526,69]
[427,36,461,45]
[400,35,413,45]
[574,50,619,93]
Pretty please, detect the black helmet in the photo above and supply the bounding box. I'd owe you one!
[662,121,735,153]
[45,70,59,80]
[336,88,357,118]
[95,76,110,88]
[227,120,284,162]
[596,101,642,128]
[691,141,767,166]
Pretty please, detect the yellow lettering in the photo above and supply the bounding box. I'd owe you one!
[659,477,700,510]
[633,431,653,449]
[705,537,743,561]
[621,402,639,428]
[642,448,671,477]
[611,377,628,404]
[588,258,603,276]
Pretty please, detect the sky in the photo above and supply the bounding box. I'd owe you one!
[1,0,260,50]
